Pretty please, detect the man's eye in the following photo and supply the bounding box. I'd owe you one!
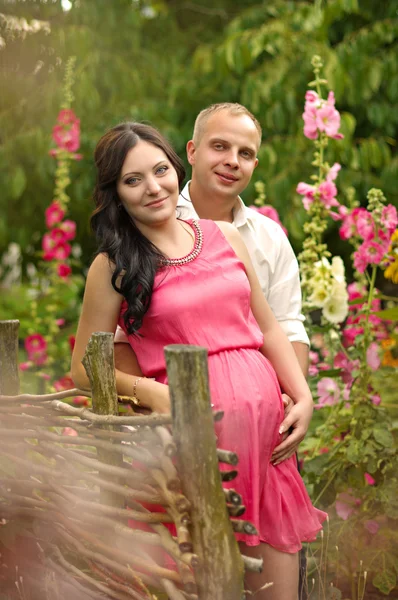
[214,143,224,150]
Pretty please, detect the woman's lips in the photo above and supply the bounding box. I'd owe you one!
[145,197,167,208]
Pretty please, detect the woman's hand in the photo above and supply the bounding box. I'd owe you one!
[271,397,313,465]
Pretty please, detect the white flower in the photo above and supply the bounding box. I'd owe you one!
[322,282,349,324]
[331,256,346,284]
[309,283,332,308]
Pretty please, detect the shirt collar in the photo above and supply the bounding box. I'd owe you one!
[178,180,249,227]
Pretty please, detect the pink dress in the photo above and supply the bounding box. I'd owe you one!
[119,219,327,553]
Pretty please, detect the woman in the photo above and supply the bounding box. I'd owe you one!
[71,122,326,600]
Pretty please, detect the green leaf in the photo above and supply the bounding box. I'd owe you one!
[371,307,398,320]
[373,569,396,595]
[10,166,27,199]
[373,427,394,448]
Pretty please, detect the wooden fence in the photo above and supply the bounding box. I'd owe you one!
[0,320,263,600]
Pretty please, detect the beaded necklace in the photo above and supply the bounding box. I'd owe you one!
[159,220,203,266]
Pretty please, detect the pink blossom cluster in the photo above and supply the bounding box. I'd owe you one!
[302,90,344,141]
[23,333,48,366]
[42,201,75,277]
[339,204,397,274]
[297,162,342,211]
[343,282,389,347]
[250,205,288,235]
[50,109,82,160]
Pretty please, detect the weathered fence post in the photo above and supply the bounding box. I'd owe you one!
[165,344,244,600]
[0,320,20,395]
[82,331,124,508]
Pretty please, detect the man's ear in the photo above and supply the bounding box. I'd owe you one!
[186,140,196,166]
[254,157,259,169]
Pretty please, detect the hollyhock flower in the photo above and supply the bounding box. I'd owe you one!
[327,163,341,182]
[334,352,360,386]
[318,180,339,209]
[353,248,370,274]
[323,291,348,324]
[57,109,78,126]
[45,201,65,228]
[25,334,47,356]
[296,182,316,210]
[364,520,380,535]
[56,318,65,327]
[342,325,364,347]
[366,342,381,370]
[305,90,320,105]
[371,394,381,406]
[57,263,72,279]
[381,204,398,234]
[308,365,319,376]
[316,104,344,140]
[359,240,386,265]
[19,361,32,371]
[331,256,346,283]
[356,211,375,241]
[250,205,288,235]
[316,378,340,407]
[62,427,78,436]
[52,243,72,261]
[365,473,376,485]
[335,492,361,520]
[347,282,365,303]
[68,335,76,351]
[53,375,74,392]
[303,105,319,140]
[73,396,89,406]
[52,120,80,153]
[60,219,77,241]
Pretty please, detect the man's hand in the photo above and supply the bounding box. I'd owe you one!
[271,398,313,465]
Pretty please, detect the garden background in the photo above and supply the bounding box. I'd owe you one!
[0,0,397,598]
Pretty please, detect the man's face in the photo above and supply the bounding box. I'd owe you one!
[187,110,259,201]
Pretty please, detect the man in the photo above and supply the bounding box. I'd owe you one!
[114,102,312,465]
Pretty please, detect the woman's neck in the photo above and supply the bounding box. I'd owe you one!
[136,216,194,260]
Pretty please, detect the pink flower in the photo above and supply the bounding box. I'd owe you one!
[303,105,319,140]
[53,243,71,261]
[19,361,32,371]
[57,263,72,279]
[45,201,65,228]
[62,427,78,436]
[316,378,340,408]
[25,334,47,355]
[308,365,319,376]
[359,240,385,265]
[250,205,288,235]
[371,394,381,406]
[364,520,380,535]
[381,204,398,234]
[38,372,51,380]
[365,473,376,486]
[356,211,375,241]
[339,208,362,240]
[316,103,344,140]
[53,375,74,392]
[342,326,364,347]
[327,163,341,182]
[366,342,381,370]
[52,120,80,153]
[73,396,89,406]
[56,318,65,327]
[318,180,339,209]
[333,352,360,386]
[305,91,320,105]
[60,219,76,241]
[57,109,79,126]
[335,492,361,520]
[296,182,316,210]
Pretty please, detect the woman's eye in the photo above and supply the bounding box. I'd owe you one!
[125,177,138,185]
[156,165,168,175]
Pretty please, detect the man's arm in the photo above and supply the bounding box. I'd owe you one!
[291,341,309,377]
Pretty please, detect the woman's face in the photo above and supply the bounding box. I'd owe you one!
[116,140,180,228]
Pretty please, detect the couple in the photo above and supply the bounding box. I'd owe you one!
[71,103,327,599]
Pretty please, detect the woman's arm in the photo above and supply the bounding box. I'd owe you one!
[71,254,170,413]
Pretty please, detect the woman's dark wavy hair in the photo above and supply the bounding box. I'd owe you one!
[90,122,186,335]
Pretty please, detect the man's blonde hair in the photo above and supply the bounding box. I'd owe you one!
[192,103,262,146]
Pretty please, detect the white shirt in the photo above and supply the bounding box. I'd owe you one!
[177,182,309,345]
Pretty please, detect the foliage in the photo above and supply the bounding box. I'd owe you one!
[293,57,398,598]
[0,0,397,264]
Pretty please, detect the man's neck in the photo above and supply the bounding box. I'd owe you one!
[188,180,237,223]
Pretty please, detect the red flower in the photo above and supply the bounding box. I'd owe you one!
[68,335,76,352]
[60,219,76,241]
[45,201,65,228]
[25,334,48,366]
[52,121,80,153]
[57,263,72,279]
[53,375,74,392]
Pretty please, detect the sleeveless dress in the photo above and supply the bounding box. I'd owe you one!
[119,219,327,553]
